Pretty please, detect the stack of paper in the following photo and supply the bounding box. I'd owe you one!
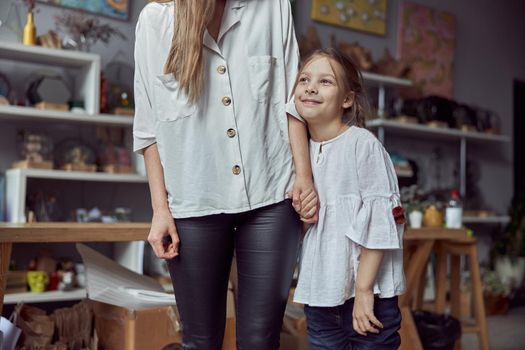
[76,243,176,310]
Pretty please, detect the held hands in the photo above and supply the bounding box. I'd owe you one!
[288,177,319,223]
[353,289,384,336]
[147,207,180,259]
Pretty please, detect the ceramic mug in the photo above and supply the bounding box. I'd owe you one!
[27,271,49,293]
[409,210,423,229]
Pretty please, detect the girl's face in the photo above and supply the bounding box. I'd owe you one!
[294,56,352,125]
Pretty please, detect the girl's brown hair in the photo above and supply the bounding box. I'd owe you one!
[297,48,369,127]
[158,0,216,104]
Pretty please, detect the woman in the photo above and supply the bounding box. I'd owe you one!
[133,1,317,349]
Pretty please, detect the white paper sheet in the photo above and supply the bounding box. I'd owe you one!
[76,243,176,310]
[0,316,22,350]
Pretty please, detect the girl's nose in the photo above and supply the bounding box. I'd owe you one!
[305,84,317,95]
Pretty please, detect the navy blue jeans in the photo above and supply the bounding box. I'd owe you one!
[304,296,401,350]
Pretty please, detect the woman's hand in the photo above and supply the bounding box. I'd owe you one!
[148,207,180,259]
[289,176,319,223]
[353,289,383,336]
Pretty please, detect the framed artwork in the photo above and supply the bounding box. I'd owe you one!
[311,0,388,36]
[397,2,457,98]
[37,0,130,21]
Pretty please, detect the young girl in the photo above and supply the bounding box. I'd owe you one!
[288,48,406,349]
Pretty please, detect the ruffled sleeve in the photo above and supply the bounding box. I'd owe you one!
[336,137,404,249]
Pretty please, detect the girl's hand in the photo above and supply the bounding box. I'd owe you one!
[353,290,383,336]
[148,207,180,259]
[290,177,319,223]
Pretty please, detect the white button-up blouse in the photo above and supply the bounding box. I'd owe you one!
[133,0,300,218]
[294,127,406,307]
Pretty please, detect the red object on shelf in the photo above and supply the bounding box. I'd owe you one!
[48,271,59,291]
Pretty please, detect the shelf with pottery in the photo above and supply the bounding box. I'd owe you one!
[0,105,134,126]
[4,288,87,304]
[367,118,511,143]
[5,168,147,223]
[0,40,100,115]
[361,72,413,118]
[367,117,510,214]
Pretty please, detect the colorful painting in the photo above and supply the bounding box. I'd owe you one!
[397,2,456,98]
[38,0,130,21]
[311,0,388,36]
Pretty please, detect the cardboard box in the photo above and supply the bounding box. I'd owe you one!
[280,332,311,350]
[91,289,237,350]
[91,301,181,350]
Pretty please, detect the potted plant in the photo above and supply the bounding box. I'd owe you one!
[401,185,425,228]
[482,269,511,315]
[492,194,525,290]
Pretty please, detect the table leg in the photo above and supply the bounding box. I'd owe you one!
[435,242,448,313]
[399,240,435,350]
[400,240,434,306]
[0,242,13,315]
[399,306,423,350]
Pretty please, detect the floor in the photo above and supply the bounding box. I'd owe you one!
[462,306,525,350]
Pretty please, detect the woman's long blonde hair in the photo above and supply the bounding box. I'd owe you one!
[156,0,216,104]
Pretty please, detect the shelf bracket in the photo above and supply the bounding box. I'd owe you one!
[377,84,386,118]
[460,137,467,198]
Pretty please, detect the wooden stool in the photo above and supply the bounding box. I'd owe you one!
[435,237,489,350]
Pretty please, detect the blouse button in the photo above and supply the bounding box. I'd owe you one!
[222,96,232,106]
[217,65,227,74]
[232,165,241,175]
[226,128,236,138]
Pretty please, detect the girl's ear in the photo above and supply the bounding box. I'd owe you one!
[342,92,354,109]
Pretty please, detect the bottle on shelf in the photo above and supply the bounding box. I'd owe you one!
[446,189,463,229]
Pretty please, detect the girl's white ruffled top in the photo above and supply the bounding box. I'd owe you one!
[294,126,406,307]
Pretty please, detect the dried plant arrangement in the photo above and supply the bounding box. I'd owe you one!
[54,10,126,51]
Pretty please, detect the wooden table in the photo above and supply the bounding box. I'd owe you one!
[1,223,469,348]
[0,222,150,313]
[401,227,470,350]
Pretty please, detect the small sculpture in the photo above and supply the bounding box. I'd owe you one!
[336,40,374,72]
[372,49,411,78]
[298,27,322,58]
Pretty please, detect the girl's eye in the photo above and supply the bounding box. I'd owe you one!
[321,79,333,85]
[299,77,309,83]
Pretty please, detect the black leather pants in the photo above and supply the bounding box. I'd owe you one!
[167,199,301,350]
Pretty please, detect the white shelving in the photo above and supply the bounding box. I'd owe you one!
[0,42,147,286]
[362,72,413,87]
[0,41,100,115]
[463,216,511,224]
[368,117,510,204]
[362,72,413,118]
[367,119,511,143]
[4,288,87,304]
[0,105,133,126]
[6,168,147,223]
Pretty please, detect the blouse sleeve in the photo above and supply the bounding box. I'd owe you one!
[341,136,404,249]
[133,7,157,155]
[280,0,305,124]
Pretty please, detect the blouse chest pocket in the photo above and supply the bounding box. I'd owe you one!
[153,74,196,122]
[248,56,281,104]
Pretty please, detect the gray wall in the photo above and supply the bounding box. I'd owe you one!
[2,0,524,217]
[293,0,525,215]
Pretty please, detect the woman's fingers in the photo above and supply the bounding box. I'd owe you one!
[148,230,167,258]
[353,318,366,336]
[300,192,317,213]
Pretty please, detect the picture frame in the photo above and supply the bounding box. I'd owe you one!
[37,0,130,21]
[311,0,388,36]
